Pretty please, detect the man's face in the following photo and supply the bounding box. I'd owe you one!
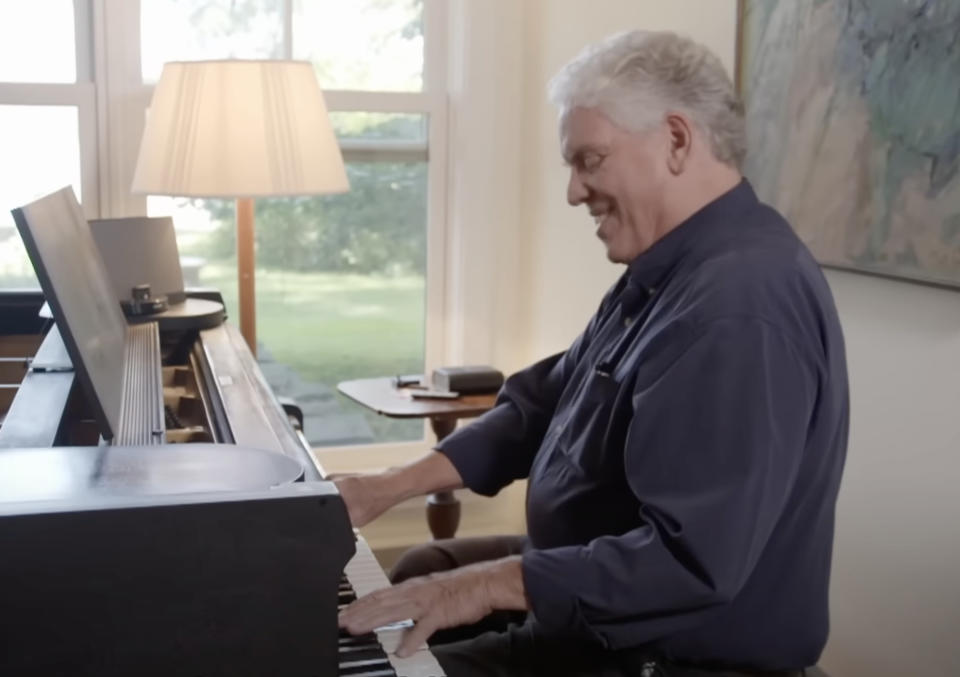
[561,107,669,263]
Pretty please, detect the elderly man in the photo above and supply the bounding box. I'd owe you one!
[338,30,848,677]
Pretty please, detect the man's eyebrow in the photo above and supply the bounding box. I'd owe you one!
[562,145,605,166]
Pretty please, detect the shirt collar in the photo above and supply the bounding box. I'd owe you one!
[626,178,758,294]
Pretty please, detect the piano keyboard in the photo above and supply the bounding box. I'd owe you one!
[341,535,446,677]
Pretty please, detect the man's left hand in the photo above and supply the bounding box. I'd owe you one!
[338,555,528,657]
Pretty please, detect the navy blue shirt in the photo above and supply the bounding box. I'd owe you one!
[437,180,848,671]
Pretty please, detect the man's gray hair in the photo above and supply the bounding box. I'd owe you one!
[548,30,746,169]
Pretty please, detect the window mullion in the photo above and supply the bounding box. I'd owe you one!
[74,0,95,82]
[422,0,448,95]
[323,90,438,115]
[340,140,428,164]
[283,0,293,59]
[422,0,449,372]
[96,0,146,218]
[77,86,100,217]
[0,83,92,104]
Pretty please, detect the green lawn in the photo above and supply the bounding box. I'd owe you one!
[200,263,426,444]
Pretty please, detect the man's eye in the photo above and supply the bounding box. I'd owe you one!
[582,154,604,172]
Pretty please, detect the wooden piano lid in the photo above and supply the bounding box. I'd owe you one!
[0,444,303,503]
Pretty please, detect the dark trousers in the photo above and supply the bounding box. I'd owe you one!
[390,536,808,677]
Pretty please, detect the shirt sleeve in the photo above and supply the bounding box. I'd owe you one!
[521,316,819,646]
[435,353,568,495]
[436,276,630,496]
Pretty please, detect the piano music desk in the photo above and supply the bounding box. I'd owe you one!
[337,377,497,540]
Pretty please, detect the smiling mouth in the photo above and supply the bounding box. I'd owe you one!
[590,209,613,238]
[589,199,614,221]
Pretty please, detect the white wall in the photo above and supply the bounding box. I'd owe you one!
[445,0,739,371]
[489,1,960,676]
[821,269,960,677]
[443,0,526,373]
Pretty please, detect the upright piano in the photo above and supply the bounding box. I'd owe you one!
[0,187,445,676]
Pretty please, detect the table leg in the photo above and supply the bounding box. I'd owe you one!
[427,417,460,539]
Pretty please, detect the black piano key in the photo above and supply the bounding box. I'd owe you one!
[339,643,383,654]
[339,645,381,655]
[337,573,412,677]
[339,654,396,676]
[339,632,381,646]
[339,667,397,677]
[339,646,386,657]
[340,657,394,669]
[339,640,380,654]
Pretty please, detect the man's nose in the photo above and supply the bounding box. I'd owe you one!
[567,168,589,206]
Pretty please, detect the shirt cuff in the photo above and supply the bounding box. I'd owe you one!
[522,546,603,644]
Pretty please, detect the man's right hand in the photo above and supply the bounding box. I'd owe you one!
[331,451,465,528]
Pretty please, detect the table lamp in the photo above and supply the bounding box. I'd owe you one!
[131,60,349,355]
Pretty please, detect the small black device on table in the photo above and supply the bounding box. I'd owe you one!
[431,364,504,394]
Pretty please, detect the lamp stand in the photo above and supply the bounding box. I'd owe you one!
[236,197,257,356]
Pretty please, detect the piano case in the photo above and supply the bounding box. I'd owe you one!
[0,481,355,677]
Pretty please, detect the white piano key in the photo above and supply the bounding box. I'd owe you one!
[343,533,447,677]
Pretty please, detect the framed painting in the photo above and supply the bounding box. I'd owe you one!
[737,0,960,288]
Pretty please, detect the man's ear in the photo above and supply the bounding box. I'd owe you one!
[664,113,694,175]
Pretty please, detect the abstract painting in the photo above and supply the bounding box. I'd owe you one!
[738,0,960,287]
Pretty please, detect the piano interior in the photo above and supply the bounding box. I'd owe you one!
[163,362,213,442]
[0,331,42,425]
[0,303,219,448]
[157,324,226,445]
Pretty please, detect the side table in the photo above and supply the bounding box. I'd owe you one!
[337,377,497,540]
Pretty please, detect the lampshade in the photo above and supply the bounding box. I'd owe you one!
[131,60,349,198]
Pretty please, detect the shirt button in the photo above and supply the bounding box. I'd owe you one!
[624,315,634,328]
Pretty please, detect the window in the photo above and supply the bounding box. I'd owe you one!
[0,1,77,83]
[0,1,97,289]
[1,1,447,451]
[0,106,82,286]
[292,0,425,92]
[112,0,446,446]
